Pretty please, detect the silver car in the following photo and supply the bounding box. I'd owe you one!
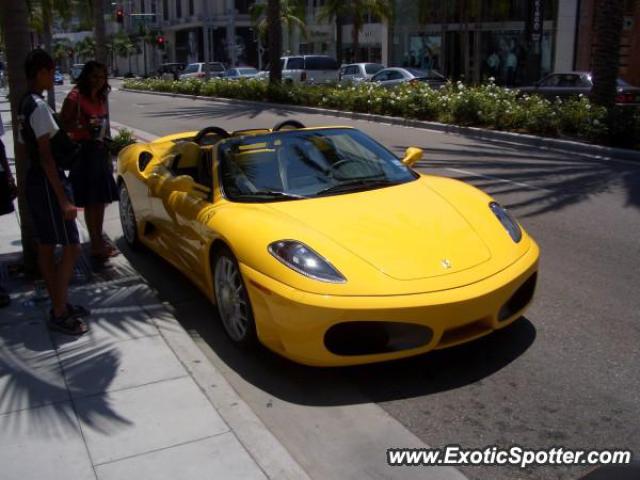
[223,67,259,79]
[370,67,447,89]
[339,63,384,84]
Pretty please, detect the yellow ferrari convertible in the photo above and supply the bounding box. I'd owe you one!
[117,120,539,366]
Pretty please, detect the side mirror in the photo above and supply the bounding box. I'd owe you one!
[402,147,423,168]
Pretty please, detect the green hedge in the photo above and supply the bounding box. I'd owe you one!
[123,78,639,149]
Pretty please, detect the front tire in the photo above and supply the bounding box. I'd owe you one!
[213,247,257,347]
[118,182,142,250]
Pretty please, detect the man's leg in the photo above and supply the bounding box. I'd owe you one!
[55,244,80,309]
[38,243,80,317]
[37,244,62,315]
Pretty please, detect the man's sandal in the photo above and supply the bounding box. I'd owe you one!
[48,310,88,336]
[67,303,90,318]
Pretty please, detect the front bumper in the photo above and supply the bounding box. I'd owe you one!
[242,241,539,366]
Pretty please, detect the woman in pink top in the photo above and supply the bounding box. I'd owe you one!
[61,61,118,259]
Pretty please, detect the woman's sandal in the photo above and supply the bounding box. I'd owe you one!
[48,310,88,336]
[90,243,120,260]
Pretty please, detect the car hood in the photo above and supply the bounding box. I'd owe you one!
[264,179,492,281]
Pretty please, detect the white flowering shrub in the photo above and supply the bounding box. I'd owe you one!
[123,78,634,146]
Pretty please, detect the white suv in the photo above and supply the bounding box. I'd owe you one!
[179,62,226,79]
[258,56,339,84]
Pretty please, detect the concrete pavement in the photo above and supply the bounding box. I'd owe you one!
[0,99,311,480]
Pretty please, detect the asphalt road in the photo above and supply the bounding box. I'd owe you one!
[58,80,639,480]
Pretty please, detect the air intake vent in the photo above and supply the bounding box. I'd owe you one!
[499,272,537,321]
[324,321,433,356]
[138,151,153,171]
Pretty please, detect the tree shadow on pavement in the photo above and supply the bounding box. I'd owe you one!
[117,238,536,408]
[0,251,156,437]
[141,102,303,123]
[400,139,640,217]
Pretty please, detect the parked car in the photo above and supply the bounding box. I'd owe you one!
[70,63,85,83]
[179,62,226,80]
[222,67,259,79]
[54,69,64,85]
[339,63,384,84]
[157,62,186,81]
[518,72,640,105]
[258,55,340,84]
[117,120,538,366]
[370,67,447,89]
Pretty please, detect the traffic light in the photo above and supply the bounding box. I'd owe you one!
[116,6,124,23]
[156,35,165,49]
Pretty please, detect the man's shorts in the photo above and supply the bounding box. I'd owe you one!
[26,168,80,246]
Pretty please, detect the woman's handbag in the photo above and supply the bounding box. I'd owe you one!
[49,118,82,170]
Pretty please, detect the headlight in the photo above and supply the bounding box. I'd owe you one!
[489,202,522,243]
[268,240,346,283]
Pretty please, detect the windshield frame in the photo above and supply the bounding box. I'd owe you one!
[216,128,418,203]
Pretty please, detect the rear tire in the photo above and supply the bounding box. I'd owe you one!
[118,182,142,250]
[213,247,257,348]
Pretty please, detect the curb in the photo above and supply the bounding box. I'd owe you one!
[107,252,312,480]
[120,87,640,162]
[147,298,312,480]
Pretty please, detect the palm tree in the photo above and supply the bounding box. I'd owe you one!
[349,0,393,63]
[251,0,307,56]
[591,0,625,109]
[112,33,137,75]
[53,40,72,70]
[267,0,283,84]
[75,36,96,61]
[28,0,74,107]
[317,0,347,64]
[0,1,38,271]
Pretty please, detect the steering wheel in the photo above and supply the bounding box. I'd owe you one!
[328,158,376,179]
[193,126,230,145]
[272,120,306,131]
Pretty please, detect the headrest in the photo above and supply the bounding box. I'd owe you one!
[174,141,201,168]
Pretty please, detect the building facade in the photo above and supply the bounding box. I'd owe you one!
[113,0,640,87]
[387,0,557,85]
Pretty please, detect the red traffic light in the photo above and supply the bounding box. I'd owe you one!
[116,6,124,23]
[156,35,165,46]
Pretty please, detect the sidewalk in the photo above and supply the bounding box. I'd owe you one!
[0,97,310,479]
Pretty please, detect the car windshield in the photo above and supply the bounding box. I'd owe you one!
[209,63,225,72]
[239,68,258,75]
[183,64,199,73]
[407,68,445,80]
[365,64,384,74]
[219,128,417,202]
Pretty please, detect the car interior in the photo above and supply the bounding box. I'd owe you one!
[165,120,309,196]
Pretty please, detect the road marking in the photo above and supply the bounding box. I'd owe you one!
[445,167,555,193]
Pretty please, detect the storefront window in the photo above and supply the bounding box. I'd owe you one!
[480,31,527,85]
[404,35,442,72]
